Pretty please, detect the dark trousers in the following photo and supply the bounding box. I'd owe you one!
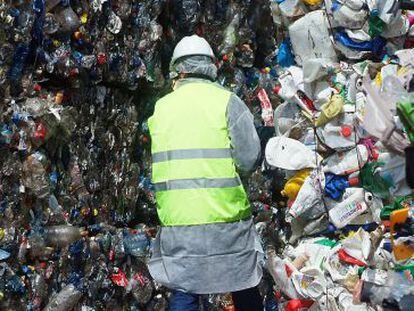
[168,287,263,311]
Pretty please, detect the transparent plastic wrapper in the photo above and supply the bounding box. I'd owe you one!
[291,267,327,299]
[332,5,368,29]
[358,271,414,309]
[288,169,325,220]
[43,284,82,311]
[377,152,412,196]
[362,76,410,153]
[341,228,372,263]
[289,10,337,66]
[303,58,334,84]
[266,249,301,299]
[219,12,241,55]
[278,0,307,18]
[54,6,80,33]
[273,102,303,137]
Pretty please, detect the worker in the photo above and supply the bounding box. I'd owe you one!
[148,34,263,311]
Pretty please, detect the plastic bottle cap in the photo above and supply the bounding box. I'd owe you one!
[274,291,282,299]
[273,85,281,94]
[70,68,79,77]
[97,53,107,65]
[348,177,359,187]
[262,67,270,74]
[371,149,379,161]
[33,84,42,92]
[73,31,82,40]
[341,125,352,137]
[55,92,64,104]
[222,54,229,62]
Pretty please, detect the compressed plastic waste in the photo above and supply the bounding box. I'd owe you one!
[261,0,414,309]
[1,0,414,310]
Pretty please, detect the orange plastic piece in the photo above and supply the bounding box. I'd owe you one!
[390,208,409,227]
[390,208,414,261]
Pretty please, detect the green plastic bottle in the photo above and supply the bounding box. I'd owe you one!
[368,15,385,37]
[360,162,393,199]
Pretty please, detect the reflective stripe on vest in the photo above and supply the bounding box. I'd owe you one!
[153,176,241,191]
[152,148,232,163]
[148,82,251,226]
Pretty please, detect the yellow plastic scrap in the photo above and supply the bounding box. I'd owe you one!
[281,169,311,200]
[0,228,4,241]
[339,230,356,241]
[81,12,88,24]
[397,66,408,77]
[315,94,344,127]
[374,72,382,87]
[302,0,323,5]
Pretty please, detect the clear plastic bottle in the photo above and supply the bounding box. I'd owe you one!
[219,12,240,55]
[43,284,82,311]
[44,225,82,247]
[22,152,50,198]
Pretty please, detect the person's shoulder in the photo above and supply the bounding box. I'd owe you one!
[213,83,234,95]
[229,91,243,102]
[228,92,247,108]
[155,90,176,104]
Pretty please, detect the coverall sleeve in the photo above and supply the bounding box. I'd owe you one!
[227,93,261,176]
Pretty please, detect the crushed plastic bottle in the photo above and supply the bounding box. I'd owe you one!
[43,284,82,311]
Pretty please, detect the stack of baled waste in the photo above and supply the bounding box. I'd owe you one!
[261,0,414,310]
[0,0,275,310]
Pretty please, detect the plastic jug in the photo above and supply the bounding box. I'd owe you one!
[329,188,373,228]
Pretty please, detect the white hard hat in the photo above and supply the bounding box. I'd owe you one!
[170,35,215,67]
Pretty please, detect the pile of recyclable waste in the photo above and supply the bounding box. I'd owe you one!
[1,0,414,310]
[258,0,414,310]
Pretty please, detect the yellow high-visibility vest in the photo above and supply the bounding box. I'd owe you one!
[148,82,251,226]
